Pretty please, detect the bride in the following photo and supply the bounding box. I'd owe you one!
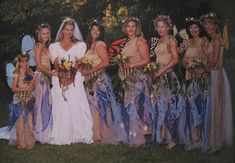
[48,18,93,145]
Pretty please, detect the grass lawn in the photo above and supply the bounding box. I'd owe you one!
[0,58,234,163]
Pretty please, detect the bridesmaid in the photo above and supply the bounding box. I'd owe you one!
[150,15,185,150]
[201,12,233,153]
[34,24,57,143]
[119,17,153,147]
[82,21,127,144]
[182,17,209,150]
[8,52,35,149]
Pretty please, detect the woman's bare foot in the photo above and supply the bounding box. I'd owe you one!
[165,141,176,150]
[92,140,101,145]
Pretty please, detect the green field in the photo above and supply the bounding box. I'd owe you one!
[0,58,234,163]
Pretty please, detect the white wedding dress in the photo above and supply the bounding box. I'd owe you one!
[48,41,93,145]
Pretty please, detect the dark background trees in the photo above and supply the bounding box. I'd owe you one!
[0,0,234,83]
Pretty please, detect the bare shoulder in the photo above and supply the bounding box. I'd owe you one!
[136,37,147,47]
[212,35,221,47]
[13,71,19,78]
[96,41,106,48]
[35,42,45,49]
[169,36,177,47]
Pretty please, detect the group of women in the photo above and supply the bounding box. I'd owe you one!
[3,12,233,153]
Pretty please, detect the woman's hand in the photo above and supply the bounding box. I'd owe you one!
[150,71,159,83]
[194,68,205,77]
[154,71,161,78]
[127,74,137,83]
[124,63,132,69]
[52,71,58,77]
[25,82,34,92]
[81,68,90,76]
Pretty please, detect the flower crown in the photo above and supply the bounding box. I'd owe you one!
[185,17,203,27]
[36,23,51,34]
[185,17,199,22]
[88,19,104,29]
[16,50,30,61]
[123,16,141,25]
[154,15,172,27]
[62,17,75,24]
[200,12,218,23]
[127,17,140,22]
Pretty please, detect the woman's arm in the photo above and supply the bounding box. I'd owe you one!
[211,38,221,68]
[53,58,59,72]
[11,75,34,93]
[182,40,190,69]
[82,43,109,75]
[35,43,57,76]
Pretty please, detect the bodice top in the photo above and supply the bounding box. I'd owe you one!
[85,41,105,67]
[40,48,51,70]
[154,41,172,66]
[123,37,146,64]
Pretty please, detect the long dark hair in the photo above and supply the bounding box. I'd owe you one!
[86,22,107,50]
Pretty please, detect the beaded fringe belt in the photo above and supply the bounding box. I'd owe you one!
[85,71,102,83]
[119,67,136,81]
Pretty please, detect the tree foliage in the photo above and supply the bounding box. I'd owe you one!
[0,0,234,57]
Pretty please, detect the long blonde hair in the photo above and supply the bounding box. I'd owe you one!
[36,23,51,47]
[14,52,30,74]
[154,15,172,33]
[56,18,78,43]
[122,17,143,37]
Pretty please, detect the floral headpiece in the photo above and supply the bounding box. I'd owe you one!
[127,16,140,22]
[122,16,142,36]
[200,12,219,24]
[154,15,172,29]
[123,16,141,26]
[16,50,30,62]
[88,19,104,29]
[185,17,203,30]
[122,16,141,26]
[62,17,75,23]
[36,23,51,35]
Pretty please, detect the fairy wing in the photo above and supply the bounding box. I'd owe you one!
[175,28,189,54]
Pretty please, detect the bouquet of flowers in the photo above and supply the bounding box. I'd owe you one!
[58,57,76,88]
[23,69,34,84]
[188,57,204,69]
[144,62,162,73]
[112,53,130,66]
[144,62,163,83]
[75,56,93,69]
[39,72,52,88]
[186,57,205,80]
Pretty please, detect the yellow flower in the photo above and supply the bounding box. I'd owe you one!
[63,61,71,71]
[146,63,151,68]
[82,57,89,64]
[122,54,127,60]
[116,54,121,60]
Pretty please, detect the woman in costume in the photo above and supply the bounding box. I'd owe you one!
[150,15,185,150]
[82,21,127,144]
[119,17,152,147]
[8,52,35,149]
[34,23,57,143]
[182,17,210,150]
[48,18,93,145]
[201,12,233,152]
